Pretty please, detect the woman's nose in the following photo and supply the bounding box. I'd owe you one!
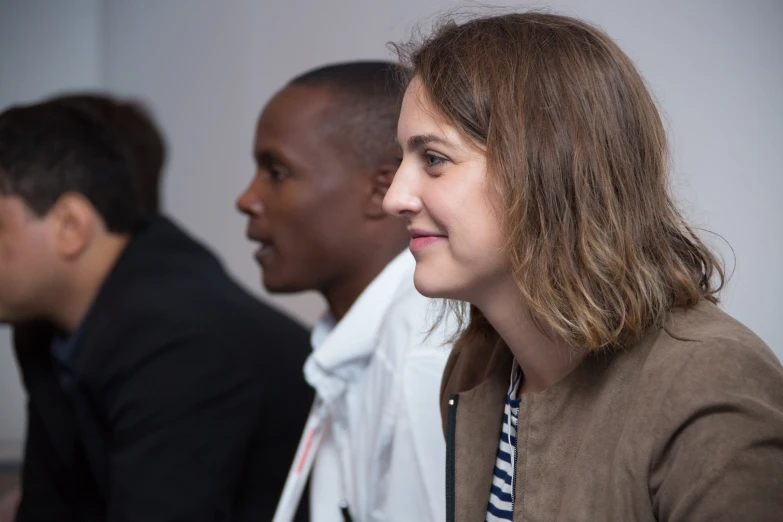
[383,167,422,218]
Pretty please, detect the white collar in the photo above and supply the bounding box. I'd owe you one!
[304,250,415,404]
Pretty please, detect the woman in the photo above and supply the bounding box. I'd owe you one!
[384,12,783,522]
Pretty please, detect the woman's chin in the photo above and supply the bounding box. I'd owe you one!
[413,266,458,300]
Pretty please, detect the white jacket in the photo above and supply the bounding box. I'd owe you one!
[305,251,452,522]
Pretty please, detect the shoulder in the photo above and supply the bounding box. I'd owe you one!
[110,218,309,341]
[662,300,772,356]
[631,301,783,465]
[643,301,782,400]
[634,302,783,520]
[85,224,310,376]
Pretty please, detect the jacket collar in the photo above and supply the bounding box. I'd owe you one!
[73,215,215,372]
[304,251,414,405]
[453,363,510,522]
[13,322,78,468]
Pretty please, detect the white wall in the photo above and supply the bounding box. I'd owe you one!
[0,0,103,448]
[1,0,781,448]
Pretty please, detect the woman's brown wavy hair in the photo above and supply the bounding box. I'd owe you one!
[394,11,725,351]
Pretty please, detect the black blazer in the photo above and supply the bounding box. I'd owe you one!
[13,216,312,522]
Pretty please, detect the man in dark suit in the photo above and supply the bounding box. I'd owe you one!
[0,98,312,521]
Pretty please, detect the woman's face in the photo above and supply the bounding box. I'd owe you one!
[384,78,510,303]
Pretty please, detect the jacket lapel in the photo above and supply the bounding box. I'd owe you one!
[13,322,78,469]
[454,343,514,522]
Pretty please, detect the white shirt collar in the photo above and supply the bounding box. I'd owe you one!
[304,250,415,404]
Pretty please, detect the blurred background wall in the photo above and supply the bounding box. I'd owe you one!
[1,0,781,454]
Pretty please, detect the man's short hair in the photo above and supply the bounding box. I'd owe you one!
[46,93,166,214]
[0,100,143,233]
[290,61,407,170]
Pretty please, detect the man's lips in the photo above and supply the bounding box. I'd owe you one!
[254,242,274,257]
[247,234,275,261]
[409,228,447,253]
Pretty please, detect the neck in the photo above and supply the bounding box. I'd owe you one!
[52,234,130,333]
[476,279,588,394]
[323,241,406,323]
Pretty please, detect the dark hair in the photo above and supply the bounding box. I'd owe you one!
[290,61,406,169]
[0,101,143,233]
[395,12,725,351]
[46,93,166,213]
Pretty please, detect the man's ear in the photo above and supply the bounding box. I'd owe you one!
[364,164,398,219]
[49,193,98,259]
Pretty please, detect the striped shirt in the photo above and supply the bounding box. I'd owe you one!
[485,363,522,522]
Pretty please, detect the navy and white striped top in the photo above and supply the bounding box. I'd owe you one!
[485,363,522,522]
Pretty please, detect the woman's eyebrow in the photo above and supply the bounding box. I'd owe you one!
[403,133,451,152]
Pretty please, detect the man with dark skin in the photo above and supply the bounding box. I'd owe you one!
[237,62,450,522]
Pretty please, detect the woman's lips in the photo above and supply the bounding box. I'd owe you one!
[409,229,447,253]
[410,235,445,252]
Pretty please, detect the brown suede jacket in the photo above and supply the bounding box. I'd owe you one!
[440,301,783,521]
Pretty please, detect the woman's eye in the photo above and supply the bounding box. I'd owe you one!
[424,152,446,167]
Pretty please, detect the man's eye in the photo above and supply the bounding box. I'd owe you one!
[267,166,288,181]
